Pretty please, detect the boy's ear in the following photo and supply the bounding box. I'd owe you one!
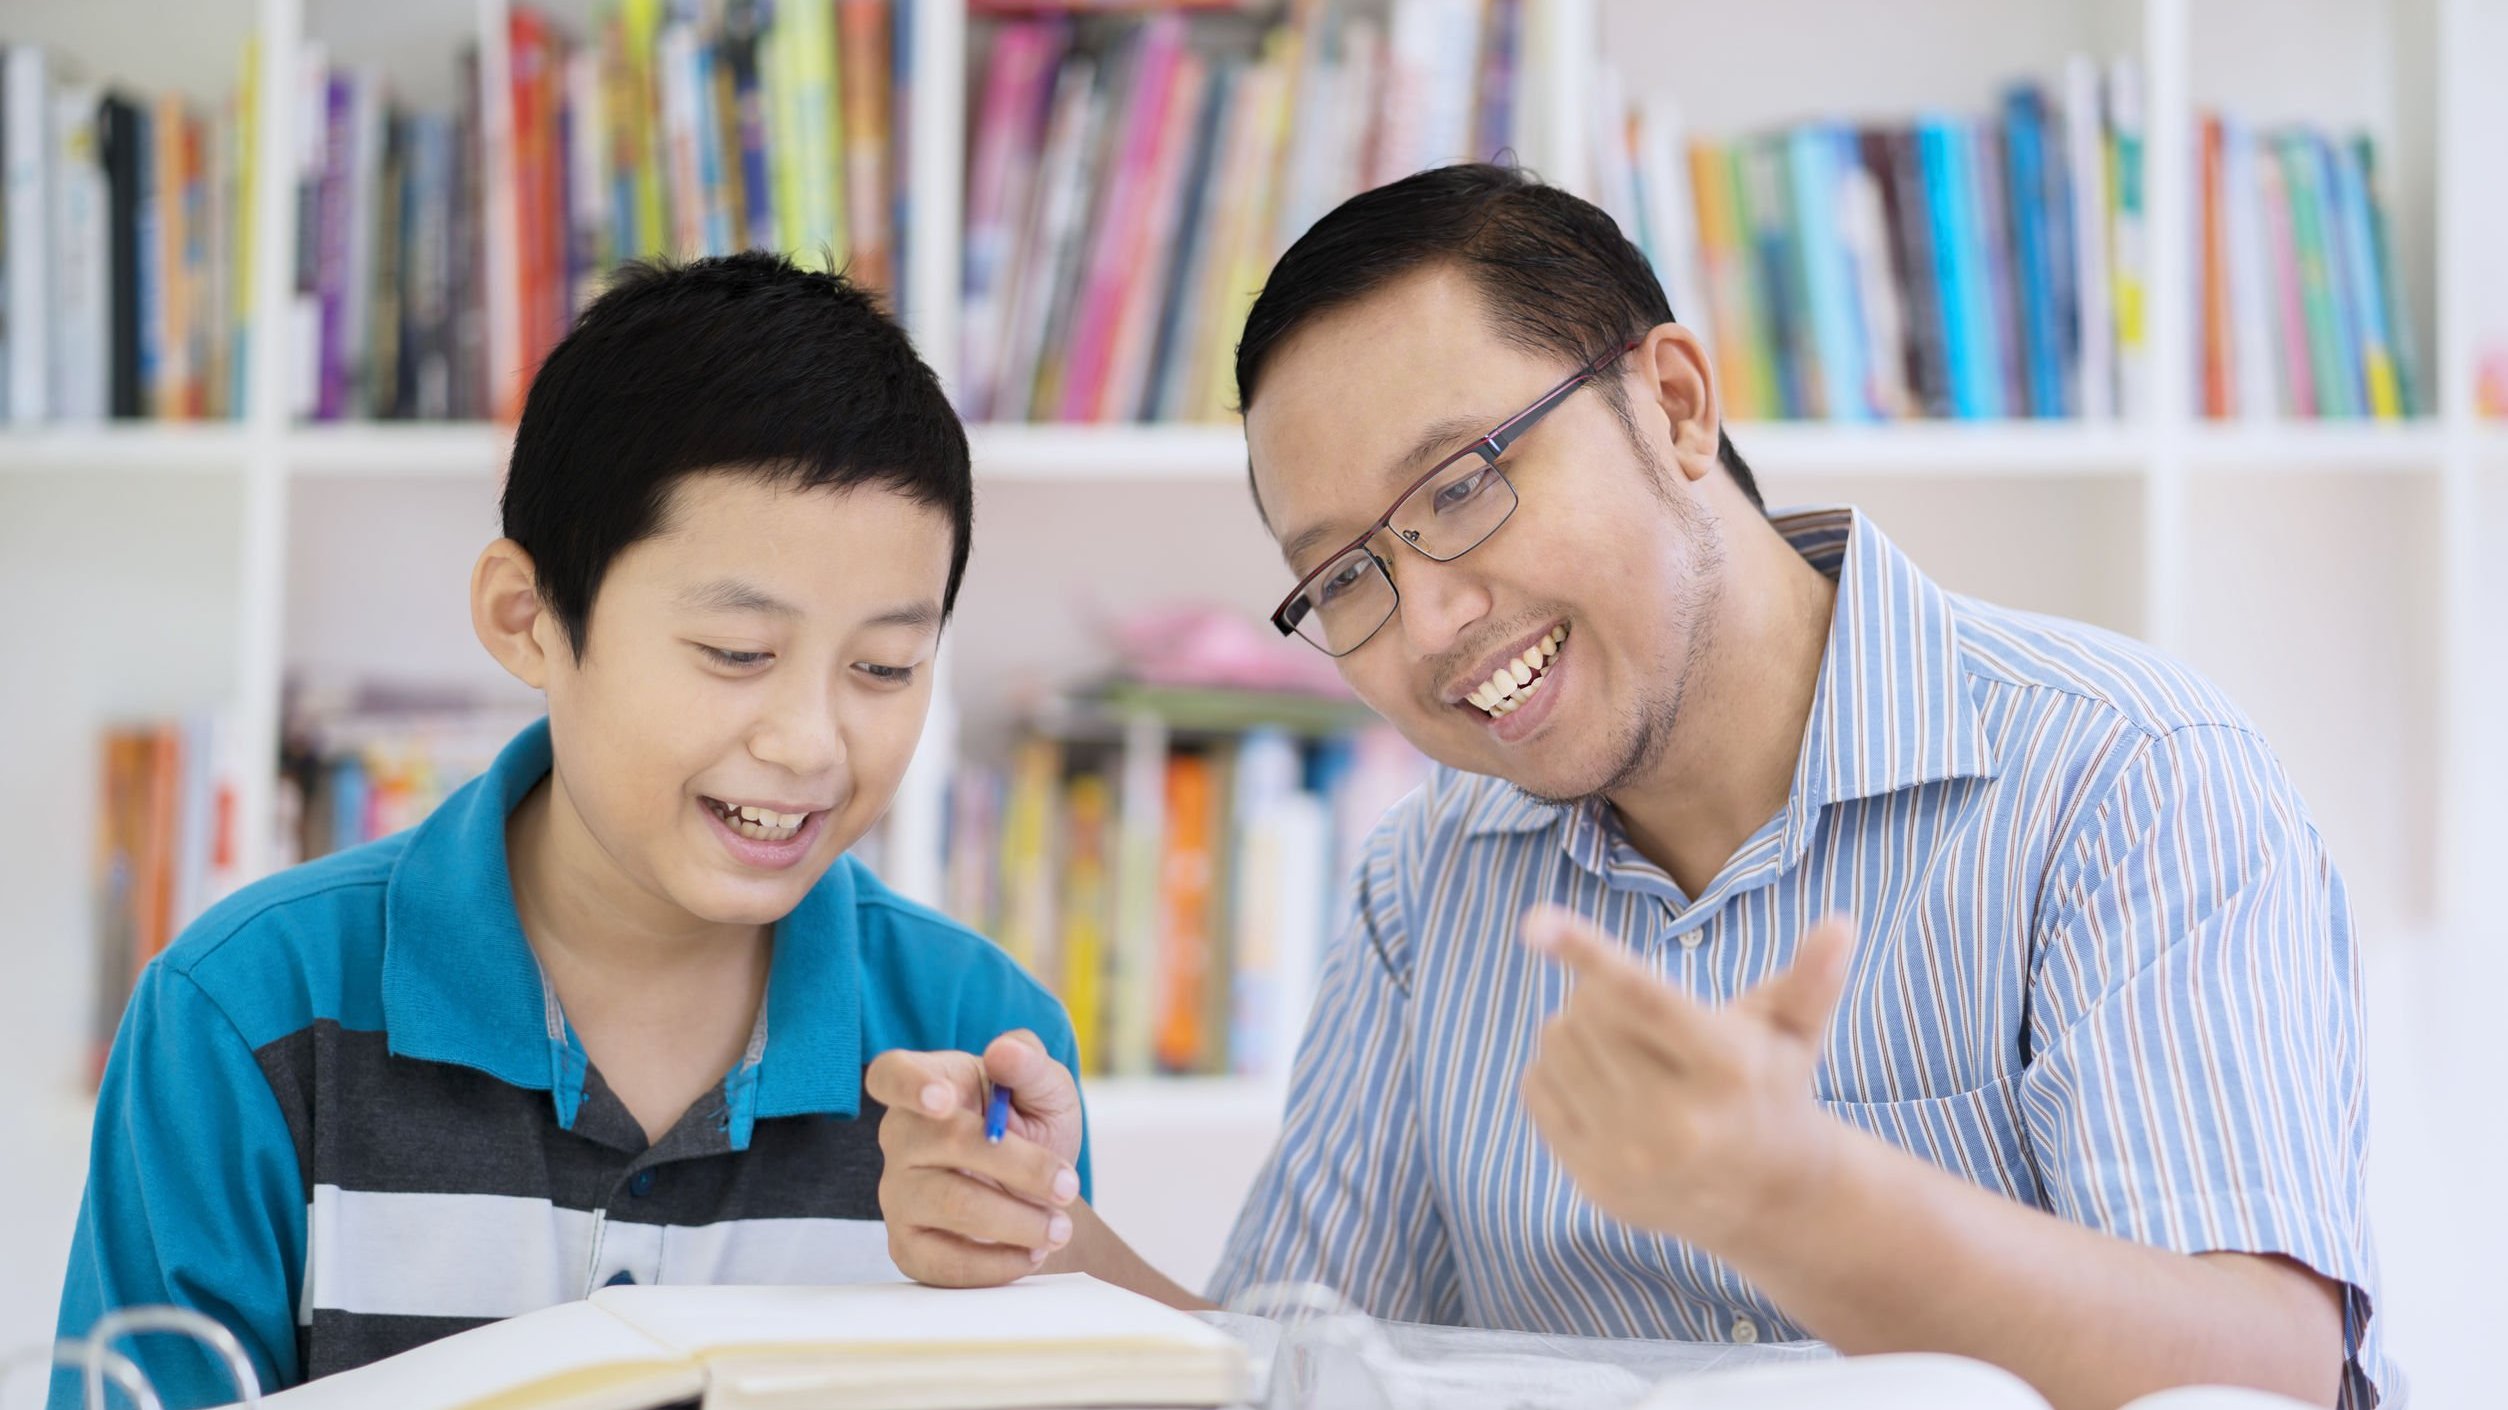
[472,539,559,689]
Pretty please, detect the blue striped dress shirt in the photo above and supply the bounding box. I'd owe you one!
[1209,507,2389,1407]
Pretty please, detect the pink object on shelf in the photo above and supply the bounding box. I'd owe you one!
[2479,348,2508,419]
[1108,603,1356,698]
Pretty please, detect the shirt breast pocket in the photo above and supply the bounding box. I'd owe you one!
[1817,1071,2041,1209]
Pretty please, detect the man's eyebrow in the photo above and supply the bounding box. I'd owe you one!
[677,578,802,618]
[1279,412,1499,567]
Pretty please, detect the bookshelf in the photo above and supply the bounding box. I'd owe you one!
[3,0,2505,1305]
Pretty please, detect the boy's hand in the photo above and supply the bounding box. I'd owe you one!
[868,1030,1085,1287]
[1517,906,1858,1255]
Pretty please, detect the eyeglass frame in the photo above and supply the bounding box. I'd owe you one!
[1268,338,1645,656]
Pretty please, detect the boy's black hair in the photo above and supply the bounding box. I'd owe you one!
[1233,162,1762,512]
[502,251,973,656]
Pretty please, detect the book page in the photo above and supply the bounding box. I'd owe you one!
[590,1273,1241,1361]
[242,1299,703,1410]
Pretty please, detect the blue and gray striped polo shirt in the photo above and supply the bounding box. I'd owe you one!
[1212,506,2389,1406]
[54,718,1088,1408]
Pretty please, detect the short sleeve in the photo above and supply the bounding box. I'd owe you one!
[52,962,309,1408]
[2022,724,2385,1406]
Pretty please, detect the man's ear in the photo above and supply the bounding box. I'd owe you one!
[1633,322,1722,483]
[472,539,559,690]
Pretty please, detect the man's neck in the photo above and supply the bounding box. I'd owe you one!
[1607,518,1839,897]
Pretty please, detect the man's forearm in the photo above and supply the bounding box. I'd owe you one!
[1043,1200,1217,1311]
[1717,1127,2345,1410]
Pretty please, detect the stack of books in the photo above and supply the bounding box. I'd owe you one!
[943,684,1427,1081]
[0,42,262,424]
[959,0,1540,424]
[2193,113,2421,421]
[1602,59,2152,423]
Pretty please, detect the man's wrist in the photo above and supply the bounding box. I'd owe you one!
[1707,1113,1870,1268]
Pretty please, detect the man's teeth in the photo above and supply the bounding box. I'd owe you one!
[1468,626,1568,718]
[712,800,810,841]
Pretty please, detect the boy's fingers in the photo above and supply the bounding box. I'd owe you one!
[889,1224,1049,1289]
[983,1031,1079,1120]
[865,1049,985,1117]
[881,1099,1078,1209]
[888,1165,1072,1254]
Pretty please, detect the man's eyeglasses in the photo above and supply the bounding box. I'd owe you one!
[1269,340,1642,658]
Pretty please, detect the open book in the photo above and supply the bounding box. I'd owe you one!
[231,1275,1250,1410]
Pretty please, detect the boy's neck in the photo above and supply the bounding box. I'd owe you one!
[505,773,774,975]
[504,773,774,1143]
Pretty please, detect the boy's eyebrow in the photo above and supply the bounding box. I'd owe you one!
[865,601,943,631]
[678,577,802,619]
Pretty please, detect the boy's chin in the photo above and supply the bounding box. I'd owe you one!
[670,870,820,930]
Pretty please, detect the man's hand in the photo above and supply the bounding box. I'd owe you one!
[1517,906,1858,1252]
[867,1030,1084,1288]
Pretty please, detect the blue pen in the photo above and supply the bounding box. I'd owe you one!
[984,1082,1012,1144]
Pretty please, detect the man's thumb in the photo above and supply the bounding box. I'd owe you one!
[1755,914,1857,1043]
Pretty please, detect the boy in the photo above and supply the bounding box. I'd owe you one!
[53,253,1090,1405]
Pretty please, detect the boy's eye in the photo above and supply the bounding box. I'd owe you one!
[857,663,917,685]
[699,645,772,668]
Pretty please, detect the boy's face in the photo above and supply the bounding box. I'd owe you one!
[537,473,952,929]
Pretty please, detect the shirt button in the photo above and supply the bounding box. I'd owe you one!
[1679,932,1703,950]
[629,1169,656,1197]
[1730,1316,1759,1345]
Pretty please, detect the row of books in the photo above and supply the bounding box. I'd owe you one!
[295,0,912,424]
[290,52,490,422]
[89,717,246,1074]
[482,0,911,421]
[0,44,260,425]
[2194,114,2421,421]
[942,688,1427,1079]
[1608,60,2150,424]
[959,0,1545,424]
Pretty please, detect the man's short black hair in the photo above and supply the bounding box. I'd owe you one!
[502,250,972,656]
[1234,162,1761,512]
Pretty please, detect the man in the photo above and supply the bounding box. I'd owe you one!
[872,165,2386,1410]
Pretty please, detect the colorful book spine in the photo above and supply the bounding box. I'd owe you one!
[2003,85,2064,418]
[838,0,894,290]
[1786,124,1868,421]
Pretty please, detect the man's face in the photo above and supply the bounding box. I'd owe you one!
[1247,267,1725,804]
[536,473,953,928]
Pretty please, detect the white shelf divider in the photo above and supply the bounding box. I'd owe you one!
[0,425,258,474]
[2183,422,2450,474]
[284,422,514,478]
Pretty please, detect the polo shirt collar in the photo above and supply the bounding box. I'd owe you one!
[381,718,867,1144]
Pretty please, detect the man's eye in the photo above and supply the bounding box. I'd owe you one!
[857,663,917,684]
[1317,557,1372,604]
[700,646,771,668]
[1434,464,1496,512]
